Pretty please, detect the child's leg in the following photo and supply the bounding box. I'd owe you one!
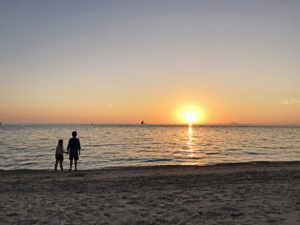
[60,160,63,171]
[55,160,58,171]
[74,160,77,171]
[69,159,73,171]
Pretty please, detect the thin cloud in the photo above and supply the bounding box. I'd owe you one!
[281,98,300,105]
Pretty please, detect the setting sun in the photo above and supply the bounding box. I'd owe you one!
[184,111,197,123]
[176,104,205,124]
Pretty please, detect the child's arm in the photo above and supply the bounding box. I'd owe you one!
[66,140,70,154]
[78,139,81,156]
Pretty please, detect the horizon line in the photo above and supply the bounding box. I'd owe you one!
[1,122,300,126]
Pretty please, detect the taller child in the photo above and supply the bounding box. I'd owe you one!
[67,131,81,171]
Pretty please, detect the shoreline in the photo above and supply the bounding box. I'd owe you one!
[1,161,300,224]
[1,160,300,172]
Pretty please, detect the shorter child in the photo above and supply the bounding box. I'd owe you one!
[55,139,66,171]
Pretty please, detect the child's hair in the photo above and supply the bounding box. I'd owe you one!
[58,139,63,146]
[72,131,77,137]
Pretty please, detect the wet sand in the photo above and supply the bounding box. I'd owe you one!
[1,162,300,224]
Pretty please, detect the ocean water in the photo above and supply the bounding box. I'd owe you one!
[0,124,299,170]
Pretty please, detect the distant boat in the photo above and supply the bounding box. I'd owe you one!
[141,120,144,125]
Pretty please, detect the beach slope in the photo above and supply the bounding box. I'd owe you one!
[1,162,300,224]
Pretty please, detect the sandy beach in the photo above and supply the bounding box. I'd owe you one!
[1,162,300,225]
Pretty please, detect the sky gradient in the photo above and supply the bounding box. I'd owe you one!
[1,0,300,124]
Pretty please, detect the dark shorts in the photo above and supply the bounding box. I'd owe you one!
[56,154,64,162]
[69,151,79,161]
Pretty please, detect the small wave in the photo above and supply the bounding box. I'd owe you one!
[14,158,31,163]
[84,144,119,147]
[144,158,173,163]
[173,155,204,160]
[20,162,36,166]
[206,152,219,155]
[110,158,139,162]
[142,146,153,149]
[261,146,273,149]
[140,138,153,141]
[279,146,291,149]
[9,147,27,151]
[246,152,264,155]
[168,142,177,146]
[138,149,157,153]
[227,148,241,151]
[187,157,204,160]
[40,138,50,141]
[32,154,47,159]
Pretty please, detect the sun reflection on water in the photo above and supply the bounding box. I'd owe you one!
[187,124,194,157]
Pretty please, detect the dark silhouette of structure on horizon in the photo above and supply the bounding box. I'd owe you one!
[230,121,240,125]
[141,120,144,125]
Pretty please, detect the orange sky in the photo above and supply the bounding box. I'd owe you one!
[1,1,300,124]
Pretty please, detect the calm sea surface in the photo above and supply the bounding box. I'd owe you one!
[0,124,299,170]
